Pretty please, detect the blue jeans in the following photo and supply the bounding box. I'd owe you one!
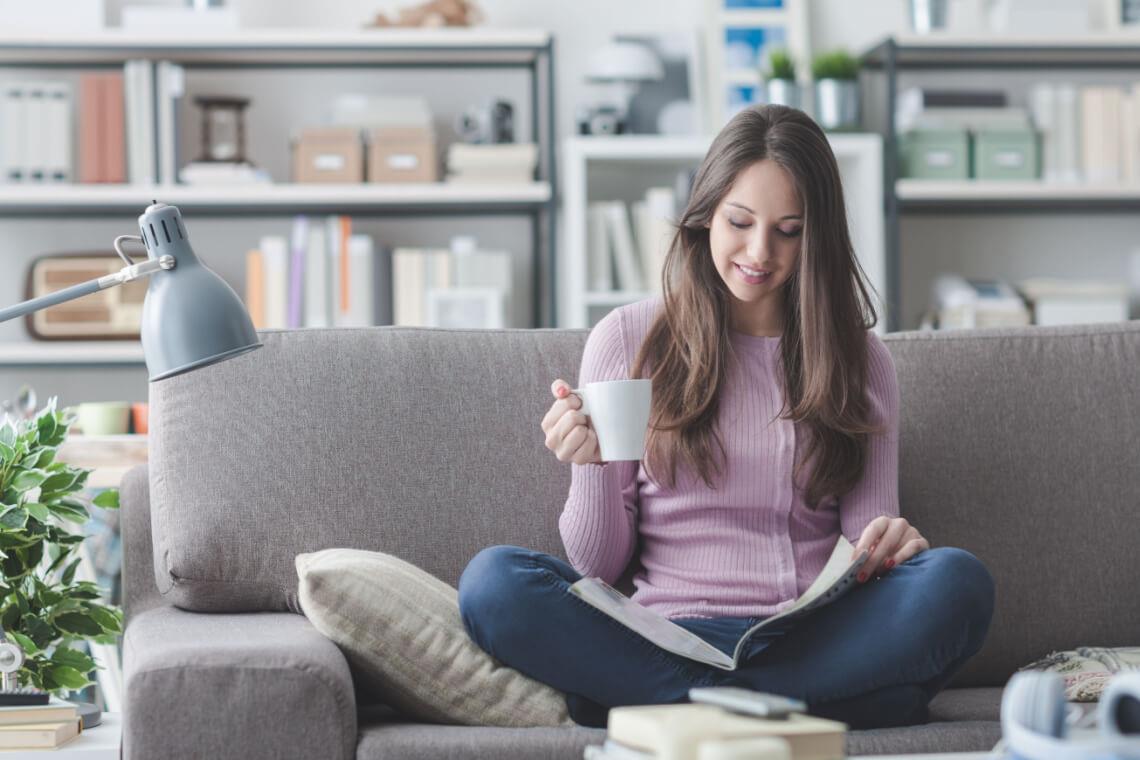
[458,545,994,729]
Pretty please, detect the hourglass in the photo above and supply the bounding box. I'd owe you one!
[194,96,252,164]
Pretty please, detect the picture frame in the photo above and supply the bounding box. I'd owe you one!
[617,30,709,136]
[705,0,812,128]
[425,287,506,329]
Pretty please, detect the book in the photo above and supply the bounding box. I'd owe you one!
[0,697,77,727]
[343,234,377,327]
[258,235,289,329]
[155,60,185,185]
[607,704,845,760]
[587,202,613,291]
[568,536,868,670]
[604,201,644,291]
[244,249,266,330]
[0,718,81,749]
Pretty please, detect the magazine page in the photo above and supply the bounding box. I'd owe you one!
[568,577,736,669]
[727,536,869,666]
[568,535,869,671]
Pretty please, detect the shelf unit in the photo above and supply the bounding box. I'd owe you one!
[0,28,558,368]
[561,134,884,330]
[862,33,1140,331]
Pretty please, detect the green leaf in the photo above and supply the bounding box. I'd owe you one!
[35,414,57,441]
[7,630,38,654]
[38,471,77,495]
[0,421,15,448]
[67,585,100,601]
[28,449,55,469]
[0,507,28,530]
[61,558,81,586]
[50,647,95,673]
[83,605,121,633]
[53,612,102,636]
[22,615,55,649]
[45,665,89,690]
[46,502,88,524]
[0,440,14,462]
[24,502,50,524]
[11,470,46,491]
[91,490,119,509]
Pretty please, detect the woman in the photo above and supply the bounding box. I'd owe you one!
[458,104,994,729]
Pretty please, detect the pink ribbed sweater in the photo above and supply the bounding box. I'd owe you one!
[558,298,900,620]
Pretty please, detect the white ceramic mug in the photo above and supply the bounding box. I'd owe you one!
[569,379,652,462]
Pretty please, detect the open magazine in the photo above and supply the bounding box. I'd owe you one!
[568,536,869,671]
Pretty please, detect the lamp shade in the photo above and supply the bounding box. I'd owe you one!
[137,202,261,381]
[586,40,664,83]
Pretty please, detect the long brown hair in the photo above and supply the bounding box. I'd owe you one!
[631,104,882,509]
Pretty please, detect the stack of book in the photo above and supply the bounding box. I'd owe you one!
[445,142,537,184]
[583,703,845,760]
[1017,278,1130,326]
[587,185,679,295]
[391,241,513,328]
[0,81,74,183]
[246,215,381,330]
[78,73,127,184]
[0,698,82,751]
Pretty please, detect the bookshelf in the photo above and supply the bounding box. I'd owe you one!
[560,134,884,330]
[0,28,558,374]
[861,34,1140,331]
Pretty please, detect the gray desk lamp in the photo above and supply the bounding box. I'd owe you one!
[0,202,261,381]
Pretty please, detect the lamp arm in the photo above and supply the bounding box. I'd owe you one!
[0,253,176,325]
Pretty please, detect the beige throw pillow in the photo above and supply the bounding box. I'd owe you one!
[296,548,574,727]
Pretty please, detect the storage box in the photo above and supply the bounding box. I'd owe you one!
[899,128,970,180]
[293,127,363,183]
[972,128,1039,180]
[366,126,438,183]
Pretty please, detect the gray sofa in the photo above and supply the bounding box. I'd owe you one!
[121,321,1140,759]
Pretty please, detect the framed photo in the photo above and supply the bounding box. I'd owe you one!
[425,288,506,329]
[616,31,708,136]
[705,0,811,128]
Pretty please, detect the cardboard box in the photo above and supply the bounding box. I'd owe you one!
[293,127,363,183]
[366,126,437,183]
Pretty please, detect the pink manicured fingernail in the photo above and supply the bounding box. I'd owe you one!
[885,559,895,569]
[857,572,867,583]
[557,387,568,398]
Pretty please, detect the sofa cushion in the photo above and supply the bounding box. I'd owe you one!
[296,547,574,727]
[351,718,1001,759]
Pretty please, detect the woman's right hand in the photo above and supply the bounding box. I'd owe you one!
[541,379,602,465]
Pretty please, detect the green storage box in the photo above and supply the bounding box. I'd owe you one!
[899,128,971,180]
[972,128,1039,180]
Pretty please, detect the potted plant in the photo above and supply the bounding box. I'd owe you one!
[0,399,122,695]
[811,49,861,131]
[762,48,801,110]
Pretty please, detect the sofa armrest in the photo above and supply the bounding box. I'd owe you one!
[124,606,357,760]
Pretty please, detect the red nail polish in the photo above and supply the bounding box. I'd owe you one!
[857,572,867,583]
[885,559,895,569]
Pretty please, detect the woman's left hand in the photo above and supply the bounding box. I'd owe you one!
[852,516,930,583]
